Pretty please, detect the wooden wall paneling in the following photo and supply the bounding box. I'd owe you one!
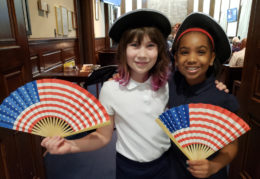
[0,50,30,102]
[0,146,7,179]
[0,0,66,178]
[0,129,21,179]
[229,115,260,179]
[29,38,78,56]
[30,135,46,178]
[252,66,260,99]
[98,48,117,66]
[0,129,46,179]
[74,42,79,64]
[3,68,24,93]
[0,147,8,179]
[95,38,106,52]
[228,0,260,178]
[30,55,40,76]
[95,37,106,64]
[11,133,45,179]
[232,80,241,96]
[228,125,250,178]
[0,47,26,101]
[218,66,243,92]
[243,116,260,177]
[28,38,79,77]
[0,46,24,70]
[42,50,62,70]
[15,133,38,178]
[39,52,44,73]
[63,47,77,62]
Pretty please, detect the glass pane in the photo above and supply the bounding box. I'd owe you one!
[0,0,13,39]
[193,0,199,12]
[219,0,229,32]
[137,0,142,9]
[125,0,132,13]
[214,0,221,22]
[230,0,240,8]
[203,0,210,14]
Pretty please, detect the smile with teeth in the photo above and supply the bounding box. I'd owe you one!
[185,66,200,73]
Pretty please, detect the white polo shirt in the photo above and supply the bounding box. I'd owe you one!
[99,77,170,162]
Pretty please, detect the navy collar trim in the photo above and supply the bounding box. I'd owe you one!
[176,72,215,95]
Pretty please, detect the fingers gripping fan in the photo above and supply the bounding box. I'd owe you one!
[156,103,250,160]
[0,79,110,137]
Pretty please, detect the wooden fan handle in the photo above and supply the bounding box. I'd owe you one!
[155,118,193,160]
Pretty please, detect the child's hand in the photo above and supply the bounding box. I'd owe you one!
[187,159,216,178]
[215,80,229,93]
[41,136,73,155]
[109,73,120,81]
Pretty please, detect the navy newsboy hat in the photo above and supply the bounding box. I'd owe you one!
[109,9,171,43]
[173,12,231,63]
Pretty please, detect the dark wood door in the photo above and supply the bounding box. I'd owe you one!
[0,0,45,178]
[0,0,31,101]
[228,0,260,178]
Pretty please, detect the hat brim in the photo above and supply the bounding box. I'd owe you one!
[174,12,231,63]
[109,9,171,43]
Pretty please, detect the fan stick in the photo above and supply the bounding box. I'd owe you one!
[156,118,193,160]
[156,103,251,161]
[31,118,111,137]
[156,118,215,160]
[32,117,74,137]
[186,144,214,160]
[0,79,111,137]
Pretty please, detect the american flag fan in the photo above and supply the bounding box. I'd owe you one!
[156,103,250,160]
[0,79,110,137]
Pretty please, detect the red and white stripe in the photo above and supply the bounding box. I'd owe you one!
[173,103,250,151]
[13,79,109,133]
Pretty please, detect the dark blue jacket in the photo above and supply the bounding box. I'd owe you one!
[168,71,239,179]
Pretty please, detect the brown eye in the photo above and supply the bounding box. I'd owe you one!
[198,50,206,55]
[129,42,138,47]
[147,43,156,48]
[179,50,188,55]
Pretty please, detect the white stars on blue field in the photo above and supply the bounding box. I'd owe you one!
[159,104,190,133]
[0,81,40,129]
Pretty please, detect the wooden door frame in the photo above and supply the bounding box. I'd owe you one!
[228,0,260,178]
[75,0,96,64]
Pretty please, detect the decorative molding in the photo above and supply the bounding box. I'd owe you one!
[28,38,79,78]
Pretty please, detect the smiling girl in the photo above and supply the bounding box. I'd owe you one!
[41,9,172,179]
[168,12,239,179]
